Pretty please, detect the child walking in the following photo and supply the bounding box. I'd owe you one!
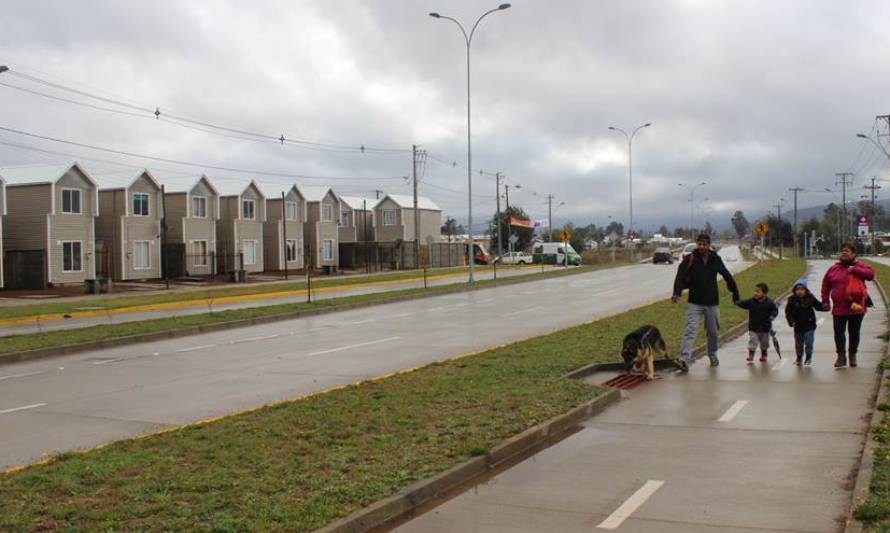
[736,282,779,363]
[784,279,824,366]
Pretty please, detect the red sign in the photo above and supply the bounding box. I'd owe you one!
[508,217,534,228]
[858,215,868,225]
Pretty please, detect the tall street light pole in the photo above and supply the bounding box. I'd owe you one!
[678,181,706,237]
[608,123,651,240]
[430,3,511,283]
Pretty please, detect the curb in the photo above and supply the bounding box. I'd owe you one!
[0,266,595,366]
[314,388,621,533]
[844,273,890,533]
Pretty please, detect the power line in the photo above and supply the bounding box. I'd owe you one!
[0,125,407,182]
[5,69,410,154]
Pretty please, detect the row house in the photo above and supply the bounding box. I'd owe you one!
[95,170,164,280]
[338,196,376,243]
[374,194,442,245]
[217,180,267,274]
[163,174,220,277]
[261,183,306,272]
[302,186,340,271]
[0,163,98,288]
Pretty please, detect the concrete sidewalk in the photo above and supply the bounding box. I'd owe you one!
[395,260,886,532]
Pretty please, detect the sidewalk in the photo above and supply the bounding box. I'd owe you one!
[395,260,886,532]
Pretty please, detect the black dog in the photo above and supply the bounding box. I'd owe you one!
[621,325,668,380]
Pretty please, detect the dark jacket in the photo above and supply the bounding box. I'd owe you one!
[785,289,823,333]
[736,296,779,333]
[672,250,740,306]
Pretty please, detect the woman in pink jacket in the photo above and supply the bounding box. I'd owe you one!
[821,242,875,368]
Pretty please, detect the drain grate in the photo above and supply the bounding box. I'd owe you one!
[602,373,648,390]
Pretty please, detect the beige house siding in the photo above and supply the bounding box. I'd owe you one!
[164,179,219,277]
[164,193,186,243]
[49,213,95,284]
[263,194,304,271]
[416,209,443,245]
[374,198,405,242]
[96,189,125,278]
[217,186,266,273]
[304,192,340,269]
[4,184,51,250]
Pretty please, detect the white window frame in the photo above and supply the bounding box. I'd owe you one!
[285,201,298,221]
[285,239,298,262]
[242,239,258,265]
[383,209,397,226]
[322,239,334,261]
[242,199,255,220]
[192,240,208,266]
[61,188,82,215]
[132,192,150,217]
[133,240,151,270]
[321,203,333,223]
[340,209,350,227]
[61,240,83,273]
[192,196,207,218]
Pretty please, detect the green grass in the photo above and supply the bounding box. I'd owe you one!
[0,265,596,356]
[0,265,529,321]
[0,258,804,532]
[854,260,890,530]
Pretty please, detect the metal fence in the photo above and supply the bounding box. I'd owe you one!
[338,242,465,272]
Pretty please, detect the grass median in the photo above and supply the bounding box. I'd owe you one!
[853,260,890,530]
[0,258,804,531]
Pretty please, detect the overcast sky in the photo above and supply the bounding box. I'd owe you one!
[2,0,889,232]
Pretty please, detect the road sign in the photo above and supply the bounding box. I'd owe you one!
[508,234,519,244]
[755,223,769,235]
[560,229,571,242]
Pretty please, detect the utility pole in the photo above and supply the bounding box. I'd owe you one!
[412,145,420,269]
[836,172,854,242]
[864,177,881,254]
[161,185,169,289]
[373,189,384,200]
[773,200,784,259]
[495,172,504,260]
[504,183,512,253]
[788,187,803,257]
[546,194,554,243]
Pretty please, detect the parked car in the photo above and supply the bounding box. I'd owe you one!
[652,247,674,264]
[495,251,533,265]
[532,242,582,266]
[681,242,697,258]
[466,242,490,265]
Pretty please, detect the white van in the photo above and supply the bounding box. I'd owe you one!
[532,242,582,266]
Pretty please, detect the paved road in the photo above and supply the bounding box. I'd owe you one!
[0,266,564,337]
[395,260,883,533]
[0,247,743,469]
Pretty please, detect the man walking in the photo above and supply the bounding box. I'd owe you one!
[672,234,740,370]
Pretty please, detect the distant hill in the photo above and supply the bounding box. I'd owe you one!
[769,199,890,223]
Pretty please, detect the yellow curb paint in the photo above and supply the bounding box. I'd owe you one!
[0,267,539,327]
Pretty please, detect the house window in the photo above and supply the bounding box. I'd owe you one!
[62,241,82,272]
[62,189,82,214]
[193,240,208,266]
[285,201,298,221]
[286,239,298,262]
[341,209,350,226]
[133,241,151,270]
[242,240,257,265]
[322,239,334,261]
[133,193,150,216]
[192,196,207,218]
[242,199,255,220]
[383,209,397,226]
[321,204,333,222]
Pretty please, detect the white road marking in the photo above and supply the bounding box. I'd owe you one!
[350,319,377,325]
[818,317,825,326]
[391,313,411,319]
[231,334,280,344]
[503,306,545,317]
[0,371,44,381]
[0,403,48,415]
[91,358,125,366]
[175,344,216,353]
[308,337,402,357]
[717,400,749,423]
[597,480,665,530]
[475,299,494,305]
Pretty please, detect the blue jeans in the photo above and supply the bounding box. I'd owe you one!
[794,329,815,360]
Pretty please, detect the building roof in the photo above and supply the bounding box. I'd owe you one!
[255,181,304,201]
[339,195,376,211]
[150,173,220,196]
[379,194,441,211]
[93,169,163,191]
[0,162,97,187]
[301,185,337,203]
[216,179,264,199]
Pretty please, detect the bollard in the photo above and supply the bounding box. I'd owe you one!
[493,260,497,280]
[423,267,428,289]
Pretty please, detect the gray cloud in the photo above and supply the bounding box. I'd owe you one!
[1,0,889,231]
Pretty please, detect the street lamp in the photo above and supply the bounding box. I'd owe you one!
[858,133,890,159]
[430,3,511,283]
[609,123,651,239]
[678,181,707,237]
